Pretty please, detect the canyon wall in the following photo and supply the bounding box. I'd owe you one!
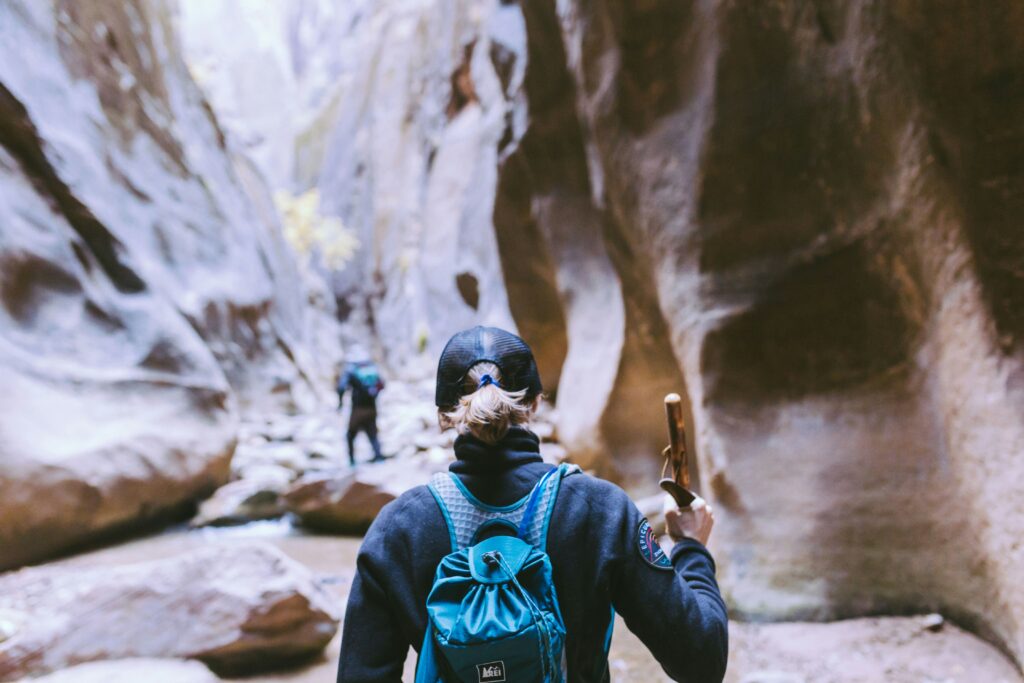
[185,0,683,479]
[178,0,1024,662]
[0,0,331,569]
[536,0,1024,661]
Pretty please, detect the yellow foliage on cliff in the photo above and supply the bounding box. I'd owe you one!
[274,189,358,269]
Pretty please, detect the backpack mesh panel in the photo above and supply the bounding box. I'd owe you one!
[429,465,580,551]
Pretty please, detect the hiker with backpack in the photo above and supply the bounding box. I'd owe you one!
[337,350,386,465]
[337,326,727,682]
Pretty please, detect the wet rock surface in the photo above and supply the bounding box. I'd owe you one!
[18,659,220,683]
[0,543,339,681]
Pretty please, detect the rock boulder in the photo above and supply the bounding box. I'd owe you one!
[284,456,439,533]
[0,0,334,569]
[18,659,219,683]
[0,543,339,680]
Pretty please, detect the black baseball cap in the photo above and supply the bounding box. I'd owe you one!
[435,326,543,408]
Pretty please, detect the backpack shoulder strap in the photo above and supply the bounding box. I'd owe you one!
[427,472,462,552]
[517,463,580,551]
[427,464,581,553]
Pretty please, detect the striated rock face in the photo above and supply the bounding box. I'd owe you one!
[0,543,339,680]
[310,0,523,374]
[536,0,1024,663]
[0,0,332,570]
[181,0,522,375]
[181,0,1024,663]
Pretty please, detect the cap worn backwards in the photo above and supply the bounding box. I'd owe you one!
[435,326,542,408]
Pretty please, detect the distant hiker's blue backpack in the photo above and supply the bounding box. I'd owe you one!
[415,463,579,683]
[351,363,382,399]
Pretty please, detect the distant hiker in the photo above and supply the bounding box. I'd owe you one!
[337,326,727,683]
[337,350,385,466]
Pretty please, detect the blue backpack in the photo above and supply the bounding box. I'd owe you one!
[415,464,580,683]
[351,363,382,399]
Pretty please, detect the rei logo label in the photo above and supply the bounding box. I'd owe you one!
[476,660,506,683]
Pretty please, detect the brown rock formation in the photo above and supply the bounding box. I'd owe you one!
[284,456,438,534]
[0,543,338,680]
[516,0,1024,663]
[180,0,1024,663]
[0,0,331,570]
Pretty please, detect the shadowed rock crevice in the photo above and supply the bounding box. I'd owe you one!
[447,41,479,119]
[0,84,145,294]
[492,152,569,397]
[598,210,696,491]
[885,2,1024,349]
[701,239,919,404]
[611,0,700,134]
[455,271,480,310]
[496,0,628,461]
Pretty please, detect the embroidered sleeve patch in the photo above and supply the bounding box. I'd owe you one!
[637,518,673,570]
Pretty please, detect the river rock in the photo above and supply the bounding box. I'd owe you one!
[232,441,312,476]
[0,543,339,680]
[20,659,219,683]
[284,457,437,533]
[190,478,288,527]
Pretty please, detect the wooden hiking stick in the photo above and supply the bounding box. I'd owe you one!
[659,393,697,507]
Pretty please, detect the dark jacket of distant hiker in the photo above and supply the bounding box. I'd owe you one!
[337,361,385,410]
[336,426,728,683]
[337,361,385,464]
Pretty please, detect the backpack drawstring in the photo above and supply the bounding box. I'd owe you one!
[486,551,559,682]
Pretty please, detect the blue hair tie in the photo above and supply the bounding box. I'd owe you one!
[478,374,500,389]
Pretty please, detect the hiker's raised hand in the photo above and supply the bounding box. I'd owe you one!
[664,495,715,545]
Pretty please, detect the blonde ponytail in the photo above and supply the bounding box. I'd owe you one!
[438,362,537,443]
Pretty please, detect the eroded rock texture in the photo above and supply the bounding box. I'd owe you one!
[189,0,688,482]
[310,0,523,375]
[540,0,1024,663]
[0,1,331,569]
[180,0,1024,662]
[0,543,339,680]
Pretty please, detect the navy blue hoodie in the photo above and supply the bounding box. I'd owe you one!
[337,426,728,682]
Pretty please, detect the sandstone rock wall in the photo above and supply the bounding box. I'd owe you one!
[309,0,523,376]
[0,0,330,569]
[538,0,1024,662]
[176,0,1024,662]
